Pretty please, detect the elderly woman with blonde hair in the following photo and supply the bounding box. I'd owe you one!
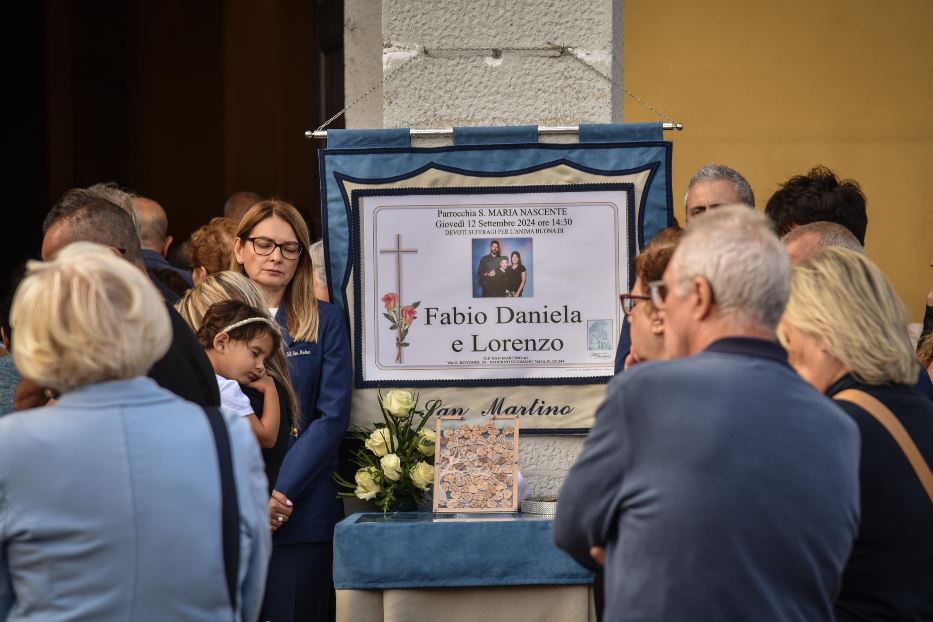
[0,242,270,621]
[779,246,933,620]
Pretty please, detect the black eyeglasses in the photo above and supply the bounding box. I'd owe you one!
[619,293,651,316]
[245,236,302,260]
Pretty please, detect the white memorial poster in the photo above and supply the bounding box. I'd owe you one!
[353,186,633,387]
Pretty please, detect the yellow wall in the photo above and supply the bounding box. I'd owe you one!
[624,0,933,321]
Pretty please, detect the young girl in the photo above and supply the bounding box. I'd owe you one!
[197,300,282,448]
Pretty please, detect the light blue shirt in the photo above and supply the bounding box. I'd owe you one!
[0,377,270,621]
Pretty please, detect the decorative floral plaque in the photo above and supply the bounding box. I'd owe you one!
[433,416,519,513]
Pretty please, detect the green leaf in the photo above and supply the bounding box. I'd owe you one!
[401,342,409,347]
[388,323,398,331]
[412,301,420,308]
[383,312,395,322]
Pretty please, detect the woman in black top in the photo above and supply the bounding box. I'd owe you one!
[507,251,527,297]
[780,247,933,621]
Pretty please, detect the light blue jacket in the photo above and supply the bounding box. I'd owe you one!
[0,377,270,621]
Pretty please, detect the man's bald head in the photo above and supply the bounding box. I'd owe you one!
[42,188,143,265]
[223,191,263,225]
[134,196,170,253]
[782,220,864,265]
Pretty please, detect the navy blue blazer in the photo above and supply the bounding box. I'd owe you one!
[272,302,352,544]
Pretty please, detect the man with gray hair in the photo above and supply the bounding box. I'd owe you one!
[556,206,860,621]
[782,220,864,265]
[613,163,753,373]
[683,163,755,223]
[34,187,219,409]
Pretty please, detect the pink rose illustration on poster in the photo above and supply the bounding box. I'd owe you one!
[382,292,420,362]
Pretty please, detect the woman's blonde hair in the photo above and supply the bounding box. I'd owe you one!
[176,271,300,429]
[12,242,171,394]
[780,247,918,385]
[232,200,319,343]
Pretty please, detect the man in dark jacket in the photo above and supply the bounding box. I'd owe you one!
[555,206,860,621]
[35,188,219,408]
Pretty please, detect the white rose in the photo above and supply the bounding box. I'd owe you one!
[364,427,392,457]
[380,453,402,481]
[416,428,436,456]
[410,461,435,490]
[383,389,416,418]
[354,468,381,501]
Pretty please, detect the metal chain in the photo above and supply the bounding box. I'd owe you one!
[564,46,676,123]
[315,43,675,132]
[314,51,421,133]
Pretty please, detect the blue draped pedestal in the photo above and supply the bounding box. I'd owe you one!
[334,512,595,622]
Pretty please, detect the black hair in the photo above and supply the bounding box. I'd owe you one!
[764,165,868,244]
[196,300,281,352]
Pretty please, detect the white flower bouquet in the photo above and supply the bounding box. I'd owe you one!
[336,389,437,512]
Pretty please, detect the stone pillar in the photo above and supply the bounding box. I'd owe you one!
[382,0,623,130]
[343,0,384,129]
[343,0,624,496]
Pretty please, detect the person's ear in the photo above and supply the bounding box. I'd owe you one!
[213,332,230,351]
[161,235,173,258]
[650,315,664,335]
[692,276,715,321]
[233,237,244,265]
[192,266,208,286]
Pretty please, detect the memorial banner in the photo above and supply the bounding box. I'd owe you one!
[354,185,632,386]
[320,124,673,431]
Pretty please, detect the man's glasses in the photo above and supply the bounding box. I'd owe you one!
[648,280,669,308]
[245,236,302,260]
[619,294,651,317]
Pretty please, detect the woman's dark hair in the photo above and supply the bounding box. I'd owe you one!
[510,251,522,266]
[153,268,190,298]
[196,300,281,352]
[764,165,868,244]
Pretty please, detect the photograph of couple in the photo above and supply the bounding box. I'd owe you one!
[473,238,533,298]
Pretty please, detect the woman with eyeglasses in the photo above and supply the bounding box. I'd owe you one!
[779,247,933,620]
[233,200,351,622]
[619,227,683,368]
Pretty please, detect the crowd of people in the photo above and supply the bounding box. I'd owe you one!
[0,161,930,621]
[0,188,350,621]
[558,164,933,621]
